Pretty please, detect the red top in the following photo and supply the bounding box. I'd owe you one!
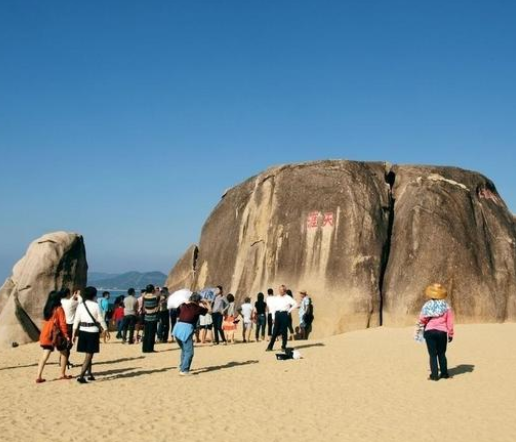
[178,303,208,325]
[39,306,69,346]
[113,306,125,321]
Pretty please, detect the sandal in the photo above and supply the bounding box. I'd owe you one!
[35,378,46,384]
[59,375,73,380]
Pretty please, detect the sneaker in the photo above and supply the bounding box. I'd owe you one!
[35,378,46,384]
[76,377,87,384]
[87,375,96,381]
[427,375,439,381]
[440,373,450,379]
[179,371,191,376]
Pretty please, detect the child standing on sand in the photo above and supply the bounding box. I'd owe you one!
[239,297,253,343]
[113,303,125,339]
[222,293,237,344]
[416,283,454,381]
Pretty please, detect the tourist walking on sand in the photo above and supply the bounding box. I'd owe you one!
[173,293,211,375]
[36,290,72,383]
[142,284,160,353]
[266,288,275,337]
[60,287,80,367]
[73,286,110,384]
[266,285,298,352]
[222,294,238,343]
[240,296,253,343]
[298,290,314,340]
[254,292,267,342]
[212,286,229,345]
[122,288,138,344]
[415,283,454,381]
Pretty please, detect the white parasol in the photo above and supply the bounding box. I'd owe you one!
[167,288,192,309]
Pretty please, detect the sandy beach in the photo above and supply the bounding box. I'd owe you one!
[0,323,515,442]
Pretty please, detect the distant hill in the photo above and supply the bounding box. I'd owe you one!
[88,272,119,281]
[88,271,167,290]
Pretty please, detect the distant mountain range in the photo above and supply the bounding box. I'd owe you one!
[88,271,167,290]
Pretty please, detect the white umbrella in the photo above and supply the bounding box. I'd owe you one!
[167,289,192,309]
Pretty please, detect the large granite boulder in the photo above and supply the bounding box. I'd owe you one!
[0,232,88,348]
[169,160,393,335]
[167,160,516,337]
[382,166,516,325]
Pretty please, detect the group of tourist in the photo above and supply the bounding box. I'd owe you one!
[35,283,314,381]
[35,280,454,383]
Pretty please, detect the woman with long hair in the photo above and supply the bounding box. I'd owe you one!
[254,292,267,342]
[73,286,110,384]
[36,290,71,383]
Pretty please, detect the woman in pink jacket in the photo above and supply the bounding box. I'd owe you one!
[417,283,454,381]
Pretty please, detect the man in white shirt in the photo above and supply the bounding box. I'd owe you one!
[265,288,275,338]
[61,288,81,366]
[266,285,298,351]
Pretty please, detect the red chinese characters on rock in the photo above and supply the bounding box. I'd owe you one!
[306,212,319,229]
[306,211,335,229]
[323,212,334,227]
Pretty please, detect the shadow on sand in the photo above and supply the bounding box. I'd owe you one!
[289,342,325,350]
[0,362,40,371]
[100,367,174,381]
[193,360,259,375]
[448,364,475,377]
[95,356,146,366]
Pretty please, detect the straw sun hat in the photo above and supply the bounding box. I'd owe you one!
[425,283,448,300]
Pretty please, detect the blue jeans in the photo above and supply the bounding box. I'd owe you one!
[255,314,266,340]
[116,319,124,337]
[177,335,194,373]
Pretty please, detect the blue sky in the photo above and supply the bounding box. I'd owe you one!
[0,0,515,282]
